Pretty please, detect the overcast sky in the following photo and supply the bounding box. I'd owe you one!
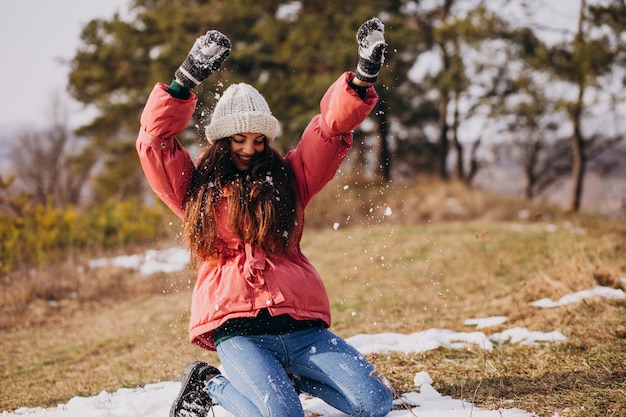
[0,0,129,132]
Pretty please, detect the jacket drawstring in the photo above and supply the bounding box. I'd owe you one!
[244,243,266,287]
[243,243,285,305]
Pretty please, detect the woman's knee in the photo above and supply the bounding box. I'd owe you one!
[352,374,393,417]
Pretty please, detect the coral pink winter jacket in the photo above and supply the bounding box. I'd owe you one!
[136,72,378,351]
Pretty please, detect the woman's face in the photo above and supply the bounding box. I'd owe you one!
[230,133,266,171]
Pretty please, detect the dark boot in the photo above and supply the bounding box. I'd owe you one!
[170,361,221,417]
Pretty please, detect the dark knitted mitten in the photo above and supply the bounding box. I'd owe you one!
[175,30,231,90]
[355,18,387,83]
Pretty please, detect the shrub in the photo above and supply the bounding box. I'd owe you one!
[0,199,175,274]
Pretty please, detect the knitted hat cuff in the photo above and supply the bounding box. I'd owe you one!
[205,111,279,144]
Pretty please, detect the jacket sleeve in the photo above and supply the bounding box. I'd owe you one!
[136,83,198,219]
[286,71,378,207]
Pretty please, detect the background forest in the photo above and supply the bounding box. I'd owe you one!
[1,0,626,275]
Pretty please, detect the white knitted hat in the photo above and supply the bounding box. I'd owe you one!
[205,82,279,143]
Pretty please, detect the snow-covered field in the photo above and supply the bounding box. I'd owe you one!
[3,248,624,417]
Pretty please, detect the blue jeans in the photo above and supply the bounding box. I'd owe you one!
[206,327,393,417]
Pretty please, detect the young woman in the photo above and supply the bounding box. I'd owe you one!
[136,18,392,417]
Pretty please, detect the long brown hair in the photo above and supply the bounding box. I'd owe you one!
[182,138,299,267]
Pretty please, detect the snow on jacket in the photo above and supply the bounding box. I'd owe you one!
[136,71,378,351]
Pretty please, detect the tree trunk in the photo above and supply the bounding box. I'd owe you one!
[524,141,540,199]
[438,96,450,180]
[376,100,391,182]
[451,93,464,181]
[570,117,586,211]
[569,0,587,212]
[466,139,481,184]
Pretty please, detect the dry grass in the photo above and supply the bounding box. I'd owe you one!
[2,179,625,416]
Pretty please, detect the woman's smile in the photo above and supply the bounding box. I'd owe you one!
[230,133,265,170]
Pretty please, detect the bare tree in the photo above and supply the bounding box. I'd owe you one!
[542,0,622,211]
[11,94,94,208]
[499,82,572,200]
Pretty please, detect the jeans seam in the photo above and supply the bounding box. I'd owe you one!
[277,333,290,367]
